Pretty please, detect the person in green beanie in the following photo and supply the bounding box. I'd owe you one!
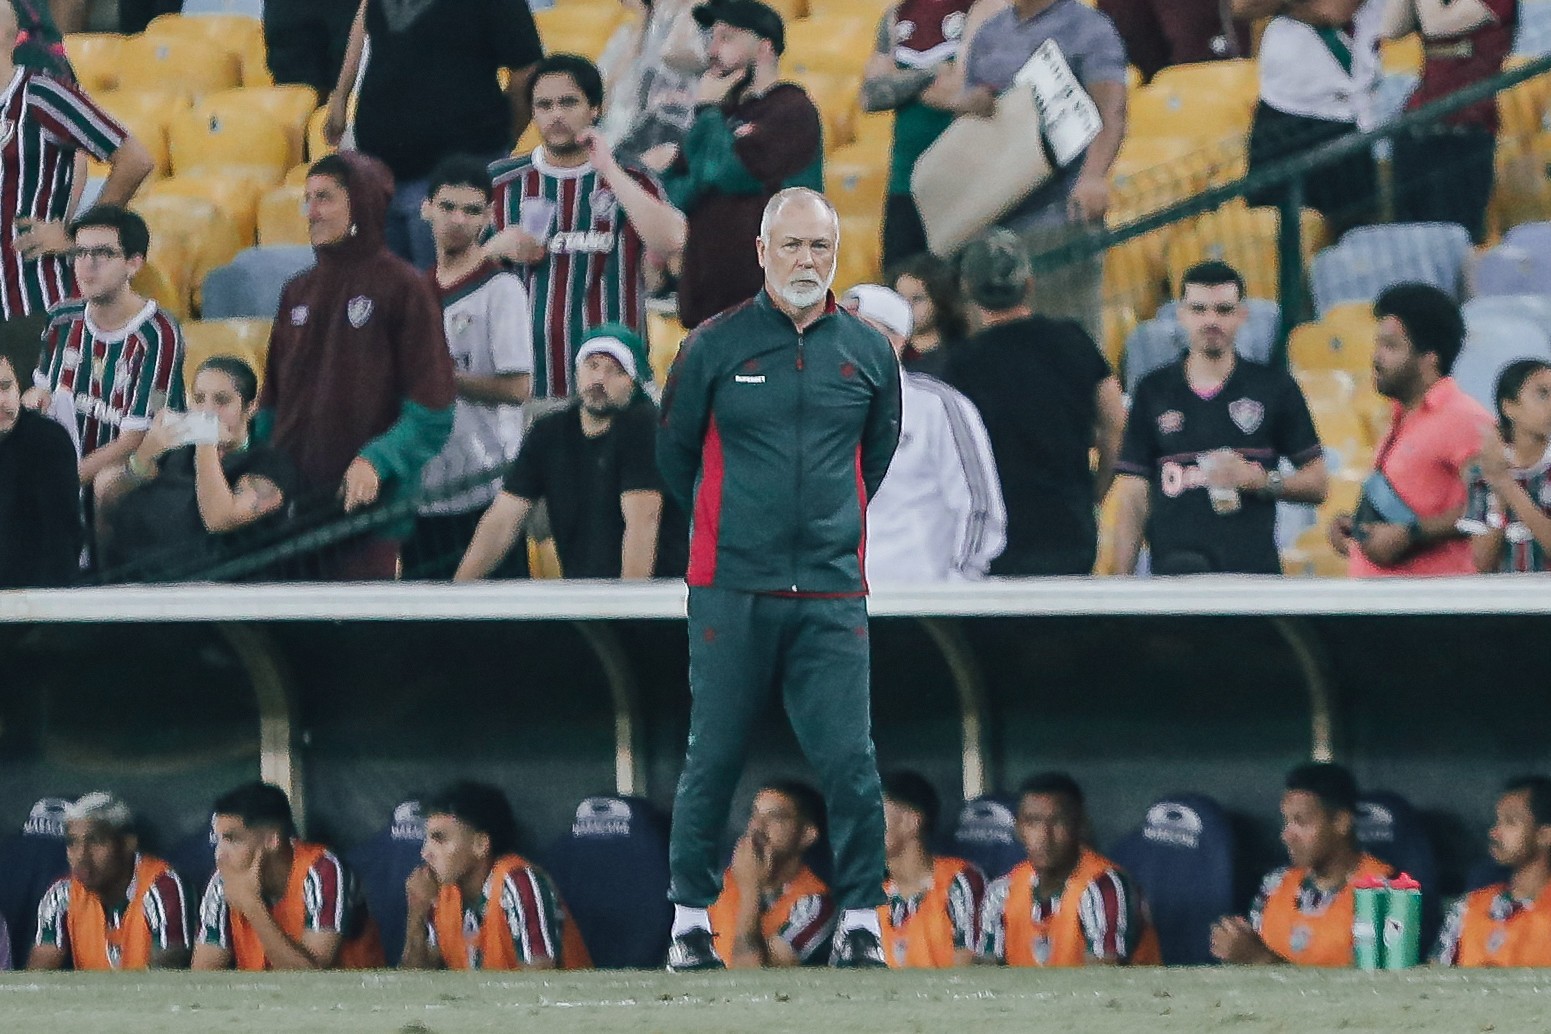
[455,324,686,579]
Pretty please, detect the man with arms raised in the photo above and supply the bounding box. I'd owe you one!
[29,793,189,970]
[1435,776,1551,967]
[192,781,383,971]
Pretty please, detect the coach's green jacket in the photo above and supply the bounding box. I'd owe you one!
[657,289,901,594]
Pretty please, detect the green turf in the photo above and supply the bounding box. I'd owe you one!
[2,968,1547,1033]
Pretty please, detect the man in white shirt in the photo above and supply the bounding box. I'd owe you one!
[842,284,1006,584]
[1236,0,1385,230]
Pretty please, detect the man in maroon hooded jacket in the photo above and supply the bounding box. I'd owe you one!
[258,152,456,580]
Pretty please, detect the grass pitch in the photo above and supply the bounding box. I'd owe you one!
[2,967,1544,1033]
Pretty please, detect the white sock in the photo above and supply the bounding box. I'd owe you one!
[672,905,711,937]
[840,908,882,937]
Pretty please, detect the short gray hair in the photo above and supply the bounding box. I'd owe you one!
[759,187,839,244]
[64,792,134,832]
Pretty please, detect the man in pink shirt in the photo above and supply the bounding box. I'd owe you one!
[1330,283,1493,577]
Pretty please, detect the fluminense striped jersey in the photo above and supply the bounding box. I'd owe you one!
[0,68,128,317]
[35,860,190,957]
[490,147,661,397]
[35,297,185,455]
[426,863,566,968]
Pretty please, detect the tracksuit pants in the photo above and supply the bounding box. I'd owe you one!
[669,586,887,914]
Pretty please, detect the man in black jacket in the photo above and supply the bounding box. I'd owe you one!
[0,343,79,587]
[658,187,901,971]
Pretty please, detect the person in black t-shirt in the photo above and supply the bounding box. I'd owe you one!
[95,356,299,581]
[0,346,80,588]
[944,229,1127,576]
[455,328,687,580]
[1110,261,1328,575]
[323,0,545,269]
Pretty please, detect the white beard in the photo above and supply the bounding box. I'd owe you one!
[778,268,836,309]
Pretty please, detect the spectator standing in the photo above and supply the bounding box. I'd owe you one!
[407,156,533,580]
[259,153,455,581]
[93,357,298,580]
[842,283,1005,584]
[1385,0,1517,243]
[1110,261,1328,575]
[402,781,591,970]
[1469,359,1551,573]
[1434,776,1551,967]
[1099,0,1250,82]
[27,793,190,971]
[24,207,185,490]
[192,782,385,971]
[649,0,824,328]
[455,326,685,579]
[945,0,1128,344]
[0,3,152,356]
[1329,283,1493,577]
[861,0,979,269]
[657,189,900,972]
[487,55,687,399]
[890,253,969,380]
[1211,763,1393,966]
[878,771,984,969]
[0,342,78,588]
[945,230,1126,576]
[706,783,837,968]
[324,0,545,269]
[1237,0,1384,230]
[980,773,1161,967]
[264,0,358,99]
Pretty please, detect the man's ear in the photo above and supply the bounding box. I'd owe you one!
[755,235,768,269]
[799,822,819,853]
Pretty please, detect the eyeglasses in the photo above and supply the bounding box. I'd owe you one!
[68,246,125,263]
[1185,302,1239,317]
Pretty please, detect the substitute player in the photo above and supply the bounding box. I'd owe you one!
[878,771,983,968]
[1110,260,1327,574]
[980,773,1161,967]
[1435,776,1551,967]
[658,187,901,971]
[29,793,189,970]
[1211,763,1392,966]
[401,781,590,970]
[486,54,686,398]
[192,782,384,971]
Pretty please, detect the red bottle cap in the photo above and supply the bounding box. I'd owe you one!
[1352,875,1388,890]
[1389,873,1421,891]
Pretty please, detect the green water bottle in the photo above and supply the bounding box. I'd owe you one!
[1352,874,1388,970]
[1382,872,1423,970]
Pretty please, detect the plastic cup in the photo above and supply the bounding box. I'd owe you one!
[1196,450,1242,515]
[518,198,557,241]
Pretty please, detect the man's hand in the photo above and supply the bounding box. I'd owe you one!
[1328,513,1355,557]
[917,68,960,110]
[405,865,439,916]
[1209,916,1280,965]
[220,854,267,921]
[323,92,349,147]
[1357,521,1413,567]
[639,142,680,173]
[340,456,381,512]
[578,129,620,178]
[730,832,774,895]
[1067,173,1110,224]
[139,408,183,461]
[21,386,50,412]
[1474,424,1512,489]
[15,219,70,260]
[697,66,751,106]
[961,85,996,119]
[484,225,549,266]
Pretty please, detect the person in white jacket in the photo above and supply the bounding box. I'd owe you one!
[842,284,1006,584]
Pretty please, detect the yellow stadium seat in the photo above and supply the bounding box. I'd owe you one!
[180,318,273,395]
[145,174,266,246]
[132,248,190,320]
[167,104,291,183]
[1101,302,1136,371]
[647,309,688,385]
[1149,59,1258,109]
[306,106,337,163]
[763,0,809,20]
[806,0,888,20]
[1162,202,1327,301]
[784,17,873,77]
[63,33,125,93]
[144,10,269,83]
[132,194,248,313]
[95,89,194,179]
[283,162,310,186]
[1292,367,1356,408]
[1128,83,1254,145]
[1102,233,1169,322]
[836,215,882,291]
[1319,470,1366,523]
[1489,131,1551,238]
[257,184,309,246]
[533,6,625,58]
[825,147,887,221]
[1381,33,1422,75]
[1496,58,1551,147]
[1287,308,1377,375]
[789,69,860,148]
[852,110,892,151]
[528,536,564,578]
[116,32,242,96]
[201,86,319,168]
[1281,542,1348,578]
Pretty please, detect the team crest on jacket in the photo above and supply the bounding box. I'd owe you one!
[589,187,617,221]
[290,305,308,326]
[1158,409,1183,434]
[1229,398,1264,434]
[347,296,373,328]
[0,117,14,148]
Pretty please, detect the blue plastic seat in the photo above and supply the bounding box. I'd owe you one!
[200,245,315,320]
[948,795,1025,882]
[0,799,71,968]
[1108,793,1235,965]
[544,796,672,969]
[344,800,427,967]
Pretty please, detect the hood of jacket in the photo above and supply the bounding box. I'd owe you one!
[314,150,394,267]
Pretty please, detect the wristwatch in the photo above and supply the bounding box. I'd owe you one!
[1263,470,1285,499]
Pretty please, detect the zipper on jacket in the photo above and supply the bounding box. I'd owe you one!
[791,333,806,591]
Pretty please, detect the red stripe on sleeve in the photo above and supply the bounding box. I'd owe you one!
[1097,873,1121,958]
[687,416,725,586]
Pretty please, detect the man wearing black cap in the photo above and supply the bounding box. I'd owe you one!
[646,0,824,328]
[945,229,1126,576]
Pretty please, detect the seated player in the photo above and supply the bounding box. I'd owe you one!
[1435,776,1551,967]
[400,780,591,970]
[1211,762,1392,966]
[878,771,984,968]
[191,782,384,971]
[706,782,836,968]
[980,773,1161,966]
[29,792,189,970]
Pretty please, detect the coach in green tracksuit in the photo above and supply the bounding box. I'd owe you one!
[658,188,902,971]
